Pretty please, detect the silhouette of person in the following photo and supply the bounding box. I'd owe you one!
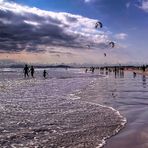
[114,67,117,78]
[133,72,136,78]
[30,66,35,78]
[23,64,29,78]
[142,65,146,72]
[91,67,95,73]
[142,75,146,88]
[85,68,88,73]
[43,70,48,78]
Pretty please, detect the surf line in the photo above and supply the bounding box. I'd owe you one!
[68,93,127,148]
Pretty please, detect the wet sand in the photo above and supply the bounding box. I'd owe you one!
[75,70,148,148]
[128,69,148,76]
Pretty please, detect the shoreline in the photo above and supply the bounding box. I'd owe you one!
[83,102,127,148]
[0,70,127,148]
[127,69,148,76]
[69,78,127,148]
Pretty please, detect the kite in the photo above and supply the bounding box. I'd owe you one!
[109,41,115,48]
[95,21,103,29]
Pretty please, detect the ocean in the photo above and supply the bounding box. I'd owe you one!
[0,68,128,148]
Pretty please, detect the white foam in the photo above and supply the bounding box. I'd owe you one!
[69,94,81,100]
[78,101,127,148]
[96,139,106,148]
[68,91,127,148]
[0,68,127,148]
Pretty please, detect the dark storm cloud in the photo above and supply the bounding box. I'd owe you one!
[0,0,109,53]
[0,11,76,52]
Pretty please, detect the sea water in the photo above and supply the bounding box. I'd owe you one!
[0,68,126,148]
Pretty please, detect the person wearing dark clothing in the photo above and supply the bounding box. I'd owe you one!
[85,68,88,73]
[43,70,48,78]
[142,65,146,72]
[23,64,29,78]
[30,66,35,78]
[91,67,95,73]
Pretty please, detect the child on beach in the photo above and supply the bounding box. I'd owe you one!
[30,66,35,78]
[43,70,48,78]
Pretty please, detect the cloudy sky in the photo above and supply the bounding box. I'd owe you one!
[0,0,148,65]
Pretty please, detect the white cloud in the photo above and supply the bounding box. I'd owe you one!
[84,0,91,2]
[114,33,128,40]
[84,0,96,3]
[0,0,111,51]
[138,0,148,12]
[0,0,129,64]
[126,2,131,8]
[24,20,39,26]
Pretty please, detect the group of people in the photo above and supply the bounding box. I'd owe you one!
[23,64,48,78]
[85,67,95,73]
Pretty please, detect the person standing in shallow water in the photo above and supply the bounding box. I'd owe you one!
[142,65,146,72]
[23,64,29,78]
[43,70,48,78]
[85,68,88,73]
[30,66,35,78]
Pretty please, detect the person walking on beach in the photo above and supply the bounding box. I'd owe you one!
[23,64,29,78]
[30,66,35,78]
[43,70,48,78]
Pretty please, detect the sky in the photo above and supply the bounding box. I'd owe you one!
[0,0,148,65]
